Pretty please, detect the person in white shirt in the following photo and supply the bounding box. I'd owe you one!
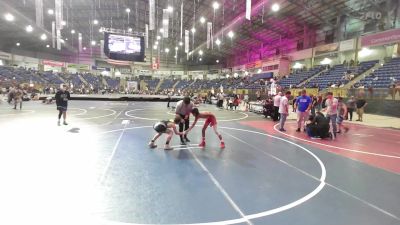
[324,92,338,137]
[175,96,194,144]
[278,91,291,132]
[273,92,282,121]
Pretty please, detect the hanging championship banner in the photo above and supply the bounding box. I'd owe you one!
[52,21,56,48]
[246,0,252,20]
[207,22,212,49]
[145,24,149,49]
[180,2,183,40]
[35,0,43,28]
[100,40,105,58]
[78,33,82,52]
[185,30,189,53]
[55,0,63,30]
[56,29,61,50]
[162,9,169,38]
[149,0,155,30]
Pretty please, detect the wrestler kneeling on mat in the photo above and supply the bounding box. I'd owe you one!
[185,108,225,149]
[149,116,184,150]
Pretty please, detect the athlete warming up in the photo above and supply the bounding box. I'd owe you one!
[148,116,184,150]
[186,108,225,149]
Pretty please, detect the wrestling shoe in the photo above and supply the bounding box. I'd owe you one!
[199,141,206,148]
[220,142,225,149]
[57,120,61,126]
[148,142,157,149]
[164,145,174,151]
[63,121,68,125]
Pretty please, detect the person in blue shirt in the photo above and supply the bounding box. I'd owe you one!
[294,90,312,132]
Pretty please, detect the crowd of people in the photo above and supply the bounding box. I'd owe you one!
[272,90,368,139]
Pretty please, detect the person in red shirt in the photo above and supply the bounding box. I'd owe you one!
[186,108,225,149]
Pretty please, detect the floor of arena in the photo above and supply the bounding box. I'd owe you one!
[0,100,399,225]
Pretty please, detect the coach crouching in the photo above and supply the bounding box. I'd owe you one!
[175,96,194,145]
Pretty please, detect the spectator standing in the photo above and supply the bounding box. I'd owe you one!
[324,92,338,138]
[55,84,71,126]
[13,87,23,110]
[294,90,312,132]
[167,92,172,108]
[316,94,323,112]
[310,94,318,117]
[346,96,356,121]
[175,96,194,145]
[337,97,349,133]
[273,92,282,121]
[278,91,291,132]
[356,97,368,122]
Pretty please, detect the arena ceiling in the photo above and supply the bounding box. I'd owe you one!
[0,0,390,65]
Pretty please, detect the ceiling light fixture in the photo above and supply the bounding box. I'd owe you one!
[71,29,75,34]
[93,19,99,25]
[179,41,183,46]
[16,42,20,46]
[46,44,50,48]
[48,9,54,15]
[26,25,33,32]
[216,39,221,46]
[91,40,96,46]
[212,2,220,10]
[200,17,206,24]
[126,8,131,13]
[40,34,47,40]
[128,28,133,32]
[199,50,203,55]
[271,3,280,12]
[4,13,15,22]
[165,48,170,53]
[167,6,173,12]
[227,31,234,38]
[191,27,196,33]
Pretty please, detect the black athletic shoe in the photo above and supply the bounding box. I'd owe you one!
[184,137,190,142]
[296,128,301,132]
[180,141,186,145]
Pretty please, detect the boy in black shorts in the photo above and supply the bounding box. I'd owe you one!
[55,84,71,126]
[148,116,184,150]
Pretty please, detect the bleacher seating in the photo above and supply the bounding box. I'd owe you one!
[358,58,400,88]
[278,66,325,88]
[81,73,101,88]
[104,76,120,89]
[144,78,160,91]
[174,79,191,90]
[307,60,378,88]
[159,79,176,90]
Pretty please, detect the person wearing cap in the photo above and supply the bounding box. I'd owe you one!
[273,92,282,121]
[175,96,194,145]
